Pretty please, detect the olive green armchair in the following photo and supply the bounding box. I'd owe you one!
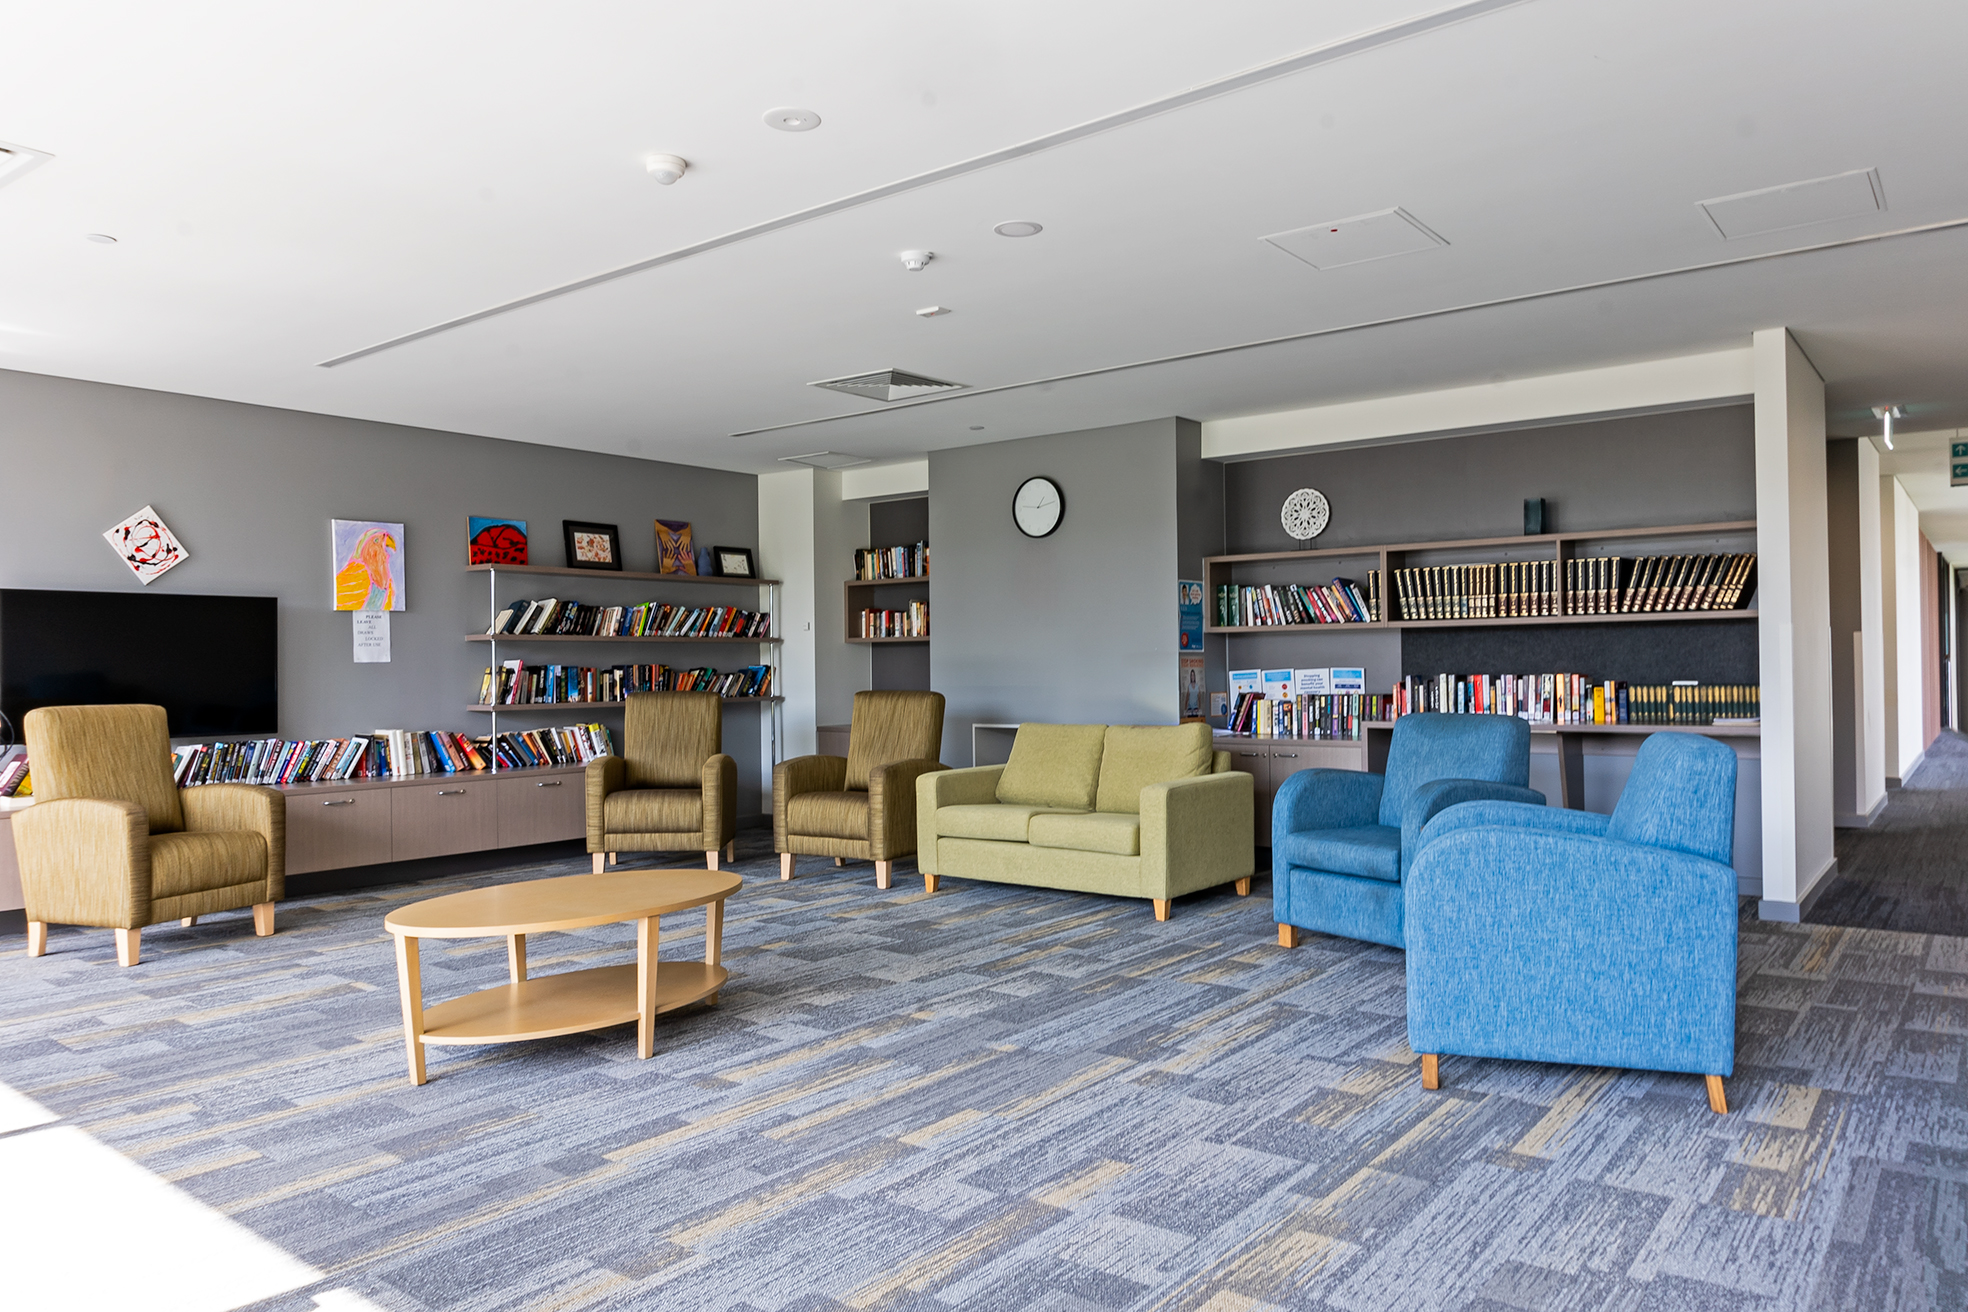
[775,690,946,888]
[585,691,738,872]
[16,704,283,967]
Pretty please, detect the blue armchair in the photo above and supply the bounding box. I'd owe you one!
[1272,713,1542,949]
[1404,731,1739,1113]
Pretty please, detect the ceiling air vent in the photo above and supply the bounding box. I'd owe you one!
[1263,208,1447,270]
[1698,168,1884,239]
[778,451,871,469]
[810,369,967,402]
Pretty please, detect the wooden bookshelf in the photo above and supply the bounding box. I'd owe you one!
[845,568,929,643]
[468,563,779,586]
[848,636,929,646]
[468,634,780,645]
[468,698,783,712]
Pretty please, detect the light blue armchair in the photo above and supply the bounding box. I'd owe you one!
[1404,731,1739,1113]
[1272,713,1542,949]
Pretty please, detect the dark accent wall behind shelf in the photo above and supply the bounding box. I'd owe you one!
[868,496,931,692]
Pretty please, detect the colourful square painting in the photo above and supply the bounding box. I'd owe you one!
[656,519,696,575]
[467,516,529,565]
[332,520,406,611]
[103,504,190,585]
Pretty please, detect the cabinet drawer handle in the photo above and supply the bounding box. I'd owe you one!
[322,798,355,807]
[535,780,562,788]
[437,789,467,796]
[1275,753,1298,759]
[1236,752,1260,759]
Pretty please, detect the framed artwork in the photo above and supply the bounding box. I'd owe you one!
[331,520,406,611]
[467,516,528,565]
[712,546,755,578]
[103,505,190,585]
[655,519,696,575]
[563,520,623,571]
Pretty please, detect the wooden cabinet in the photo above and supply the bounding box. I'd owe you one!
[1223,744,1273,839]
[390,779,499,862]
[496,772,585,847]
[286,785,394,875]
[1218,737,1369,845]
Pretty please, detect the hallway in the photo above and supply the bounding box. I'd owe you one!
[1810,729,1968,935]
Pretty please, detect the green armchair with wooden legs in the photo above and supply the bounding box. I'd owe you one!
[775,690,946,888]
[585,691,738,873]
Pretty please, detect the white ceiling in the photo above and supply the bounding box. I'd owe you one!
[7,1,1968,485]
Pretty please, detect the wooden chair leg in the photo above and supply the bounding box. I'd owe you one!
[1278,923,1300,948]
[875,860,893,890]
[1706,1075,1729,1115]
[1421,1054,1440,1090]
[608,852,618,866]
[115,927,141,968]
[706,848,720,871]
[1153,899,1171,922]
[780,852,794,881]
[26,922,47,957]
[252,903,275,937]
[835,857,845,867]
[724,839,736,862]
[1235,877,1252,896]
[923,872,940,893]
[180,915,199,927]
[592,852,606,874]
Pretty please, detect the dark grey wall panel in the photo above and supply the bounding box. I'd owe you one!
[1402,620,1758,686]
[870,497,929,548]
[867,496,931,692]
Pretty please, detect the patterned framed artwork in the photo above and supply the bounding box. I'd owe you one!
[655,519,696,575]
[103,505,190,585]
[563,521,623,571]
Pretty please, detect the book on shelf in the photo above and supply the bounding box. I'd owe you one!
[1216,571,1380,627]
[0,756,29,797]
[486,597,771,638]
[854,542,927,581]
[859,600,929,638]
[168,723,618,786]
[1382,552,1755,620]
[1388,673,1759,726]
[1224,691,1389,740]
[485,661,774,705]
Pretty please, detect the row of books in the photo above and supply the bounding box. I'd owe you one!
[1217,573,1381,627]
[1390,673,1759,726]
[854,542,927,581]
[1226,692,1390,739]
[1605,554,1755,613]
[169,724,617,786]
[0,753,29,797]
[487,597,771,639]
[1389,554,1757,622]
[1394,563,1551,620]
[483,661,775,705]
[859,602,928,638]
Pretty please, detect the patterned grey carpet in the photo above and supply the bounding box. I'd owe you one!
[0,839,1962,1311]
[1816,729,1968,937]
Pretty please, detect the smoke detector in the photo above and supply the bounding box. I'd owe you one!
[810,369,967,402]
[778,451,871,469]
[899,250,932,272]
[644,154,688,185]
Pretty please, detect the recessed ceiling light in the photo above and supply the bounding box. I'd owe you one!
[915,306,950,318]
[644,154,687,185]
[993,220,1043,238]
[764,107,821,133]
[85,233,117,244]
[779,451,869,469]
[0,141,53,191]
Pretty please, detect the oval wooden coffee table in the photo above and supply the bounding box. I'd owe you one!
[383,868,739,1085]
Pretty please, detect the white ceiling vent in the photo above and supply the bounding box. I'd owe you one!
[0,141,53,191]
[778,451,871,469]
[1263,207,1447,270]
[810,369,968,402]
[1698,168,1884,239]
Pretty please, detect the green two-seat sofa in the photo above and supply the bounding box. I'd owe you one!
[915,722,1253,919]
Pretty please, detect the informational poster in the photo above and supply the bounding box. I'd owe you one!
[1180,655,1204,719]
[353,610,391,663]
[1178,580,1204,652]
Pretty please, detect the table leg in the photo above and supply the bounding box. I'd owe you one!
[507,933,527,984]
[705,899,724,1005]
[394,934,427,1086]
[1558,731,1585,810]
[637,915,660,1059]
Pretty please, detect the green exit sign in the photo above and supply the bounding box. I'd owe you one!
[1957,442,1968,486]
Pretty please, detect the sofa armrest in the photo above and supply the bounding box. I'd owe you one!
[773,755,848,850]
[1404,828,1738,1077]
[1401,779,1547,867]
[868,759,948,860]
[181,783,286,900]
[13,798,151,928]
[585,756,626,852]
[1416,800,1606,859]
[702,753,738,849]
[1272,768,1384,848]
[1142,771,1254,898]
[915,765,1003,872]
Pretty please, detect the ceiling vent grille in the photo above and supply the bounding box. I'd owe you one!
[810,369,967,402]
[778,451,871,469]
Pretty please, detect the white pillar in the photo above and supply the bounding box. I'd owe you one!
[759,468,820,776]
[1753,328,1835,919]
[1887,478,1925,781]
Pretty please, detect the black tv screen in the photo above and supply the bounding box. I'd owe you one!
[0,589,278,738]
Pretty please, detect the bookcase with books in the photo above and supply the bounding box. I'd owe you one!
[845,540,928,644]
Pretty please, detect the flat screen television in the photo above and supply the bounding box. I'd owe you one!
[0,588,278,738]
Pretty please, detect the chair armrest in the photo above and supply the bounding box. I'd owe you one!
[1143,771,1254,898]
[1401,779,1547,866]
[12,798,151,928]
[1404,828,1738,1077]
[868,759,948,860]
[702,753,737,849]
[585,756,626,852]
[773,755,847,850]
[915,766,1003,872]
[1416,800,1607,859]
[1272,768,1384,848]
[181,783,286,900]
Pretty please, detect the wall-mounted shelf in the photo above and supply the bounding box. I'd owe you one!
[845,573,928,586]
[468,563,779,586]
[845,566,928,643]
[468,634,779,645]
[1208,609,1757,635]
[847,636,930,645]
[468,698,783,713]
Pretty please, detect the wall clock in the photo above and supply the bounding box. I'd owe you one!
[1281,487,1330,541]
[1013,476,1064,538]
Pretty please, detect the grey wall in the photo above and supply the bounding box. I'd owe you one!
[868,497,931,693]
[0,368,768,813]
[930,419,1185,764]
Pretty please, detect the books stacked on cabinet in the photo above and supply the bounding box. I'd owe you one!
[855,542,927,580]
[168,723,616,786]
[1389,673,1759,726]
[1217,573,1380,627]
[483,661,774,705]
[1226,692,1389,739]
[859,601,928,639]
[487,598,771,638]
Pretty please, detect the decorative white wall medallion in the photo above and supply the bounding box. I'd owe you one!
[1281,488,1330,541]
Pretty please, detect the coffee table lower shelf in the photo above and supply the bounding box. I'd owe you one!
[419,962,728,1046]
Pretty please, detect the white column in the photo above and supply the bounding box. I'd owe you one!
[759,468,819,776]
[1753,328,1835,919]
[1856,439,1887,818]
[1887,478,1926,780]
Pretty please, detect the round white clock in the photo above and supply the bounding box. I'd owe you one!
[1013,476,1064,538]
[1281,487,1330,541]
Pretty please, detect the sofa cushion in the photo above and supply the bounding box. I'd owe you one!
[150,830,267,899]
[1275,824,1403,883]
[1094,724,1213,813]
[934,804,1082,843]
[995,724,1107,810]
[604,788,703,834]
[786,790,869,841]
[1027,811,1141,856]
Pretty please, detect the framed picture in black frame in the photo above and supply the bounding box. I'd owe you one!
[712,546,756,578]
[563,520,624,571]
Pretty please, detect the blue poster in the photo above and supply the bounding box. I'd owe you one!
[1178,580,1204,652]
